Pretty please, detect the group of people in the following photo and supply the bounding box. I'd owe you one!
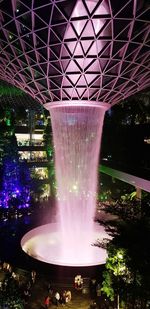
[0,263,107,308]
[44,289,72,307]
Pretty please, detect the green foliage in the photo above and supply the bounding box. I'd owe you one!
[43,119,56,196]
[99,195,150,308]
[0,83,23,96]
[106,249,126,276]
[101,270,115,301]
[101,247,129,303]
[0,277,24,308]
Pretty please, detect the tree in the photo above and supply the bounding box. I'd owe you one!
[101,247,130,309]
[98,195,150,308]
[0,134,31,209]
[0,274,24,308]
[43,118,56,196]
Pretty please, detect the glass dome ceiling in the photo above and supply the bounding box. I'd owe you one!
[0,0,150,107]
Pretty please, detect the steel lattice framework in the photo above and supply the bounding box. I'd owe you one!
[0,0,150,107]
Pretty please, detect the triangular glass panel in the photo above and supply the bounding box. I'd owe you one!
[114,22,131,40]
[4,20,18,35]
[114,1,133,18]
[61,89,70,100]
[98,21,111,37]
[91,76,101,88]
[37,78,47,89]
[66,60,80,72]
[136,52,149,64]
[48,64,61,76]
[64,24,77,39]
[34,14,48,30]
[61,44,71,58]
[34,4,52,25]
[86,59,100,72]
[72,42,83,56]
[66,41,77,55]
[77,75,87,86]
[36,51,47,64]
[86,0,98,14]
[67,74,80,84]
[51,5,67,25]
[50,79,60,89]
[99,89,109,98]
[81,40,93,54]
[33,34,46,50]
[82,21,94,37]
[75,58,85,69]
[52,23,67,40]
[98,41,111,57]
[34,47,47,60]
[76,88,86,97]
[112,43,127,58]
[88,41,98,55]
[56,1,76,19]
[50,28,62,44]
[62,77,73,87]
[33,68,44,79]
[72,20,87,36]
[24,67,32,78]
[61,59,70,72]
[64,88,73,97]
[92,19,106,35]
[71,1,88,18]
[51,60,61,71]
[105,62,120,75]
[94,1,110,15]
[82,89,89,98]
[17,21,31,37]
[89,88,97,98]
[85,74,98,85]
[124,43,139,61]
[36,82,45,91]
[83,58,94,70]
[51,44,61,57]
[103,80,115,89]
[72,88,79,98]
[90,90,100,100]
[132,27,147,43]
[115,77,127,88]
[50,89,60,100]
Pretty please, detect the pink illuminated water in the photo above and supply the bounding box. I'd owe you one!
[49,104,107,263]
[21,103,110,266]
[21,223,109,266]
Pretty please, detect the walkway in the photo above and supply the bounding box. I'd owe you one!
[0,268,108,309]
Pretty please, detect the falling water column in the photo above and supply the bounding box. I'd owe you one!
[45,102,109,265]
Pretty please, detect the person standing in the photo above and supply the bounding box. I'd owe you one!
[31,270,36,284]
[44,295,50,308]
[55,291,60,306]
